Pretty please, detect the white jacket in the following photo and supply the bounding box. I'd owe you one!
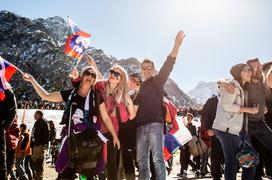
[212,80,247,135]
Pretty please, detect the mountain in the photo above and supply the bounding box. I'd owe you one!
[187,81,218,104]
[0,10,196,107]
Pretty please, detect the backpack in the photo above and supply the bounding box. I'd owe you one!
[201,95,218,130]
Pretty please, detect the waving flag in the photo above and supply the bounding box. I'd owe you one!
[163,100,193,160]
[65,17,91,62]
[67,17,91,38]
[0,56,17,101]
[64,34,91,59]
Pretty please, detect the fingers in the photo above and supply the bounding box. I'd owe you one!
[23,73,31,81]
[114,140,120,150]
[69,68,79,79]
[226,85,236,94]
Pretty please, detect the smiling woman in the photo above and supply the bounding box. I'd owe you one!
[22,67,120,179]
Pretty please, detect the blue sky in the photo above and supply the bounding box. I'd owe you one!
[1,0,272,92]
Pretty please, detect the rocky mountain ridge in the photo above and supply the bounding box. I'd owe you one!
[0,10,196,107]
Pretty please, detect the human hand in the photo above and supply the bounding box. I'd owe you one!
[174,31,186,47]
[86,54,96,66]
[113,136,120,150]
[247,107,259,114]
[207,129,215,137]
[221,82,236,94]
[69,68,79,80]
[23,73,34,82]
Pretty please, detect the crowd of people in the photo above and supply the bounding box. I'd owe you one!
[1,30,272,180]
[16,100,65,110]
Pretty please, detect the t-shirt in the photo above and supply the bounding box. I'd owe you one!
[60,89,103,129]
[246,81,266,122]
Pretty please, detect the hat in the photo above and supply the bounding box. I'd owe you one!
[129,73,142,83]
[230,63,248,80]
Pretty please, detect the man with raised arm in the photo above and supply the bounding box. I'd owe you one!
[133,31,185,180]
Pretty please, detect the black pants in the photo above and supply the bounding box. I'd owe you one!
[0,128,7,180]
[119,120,136,180]
[210,136,224,179]
[122,147,135,180]
[179,144,199,173]
[25,155,33,180]
[105,133,119,180]
[6,147,16,179]
[251,135,272,180]
[248,120,272,153]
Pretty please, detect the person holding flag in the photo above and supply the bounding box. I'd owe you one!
[0,56,18,180]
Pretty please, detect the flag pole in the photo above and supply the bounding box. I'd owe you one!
[67,16,76,35]
[74,51,86,69]
[13,65,24,75]
[0,56,24,74]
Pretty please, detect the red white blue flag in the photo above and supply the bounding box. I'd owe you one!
[67,17,91,38]
[0,56,17,101]
[64,34,91,60]
[65,17,91,60]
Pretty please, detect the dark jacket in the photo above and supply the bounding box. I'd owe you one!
[201,95,218,130]
[134,56,176,127]
[32,118,50,146]
[187,123,197,136]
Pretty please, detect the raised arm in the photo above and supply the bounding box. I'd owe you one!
[23,73,63,102]
[170,31,185,58]
[86,54,103,80]
[158,31,185,86]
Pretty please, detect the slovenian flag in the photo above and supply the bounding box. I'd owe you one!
[163,100,192,160]
[0,56,17,101]
[64,34,91,60]
[67,17,91,38]
[65,17,91,60]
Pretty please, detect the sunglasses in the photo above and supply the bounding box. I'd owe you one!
[251,65,262,71]
[243,67,252,72]
[109,69,121,78]
[130,78,141,85]
[141,67,153,71]
[83,71,97,78]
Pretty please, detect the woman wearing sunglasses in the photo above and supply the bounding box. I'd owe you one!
[22,66,120,179]
[97,65,136,180]
[70,63,136,180]
[213,64,259,180]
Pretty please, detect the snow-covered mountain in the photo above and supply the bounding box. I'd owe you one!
[0,10,196,107]
[187,81,218,104]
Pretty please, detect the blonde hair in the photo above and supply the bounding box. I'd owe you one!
[80,66,98,86]
[106,64,129,103]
